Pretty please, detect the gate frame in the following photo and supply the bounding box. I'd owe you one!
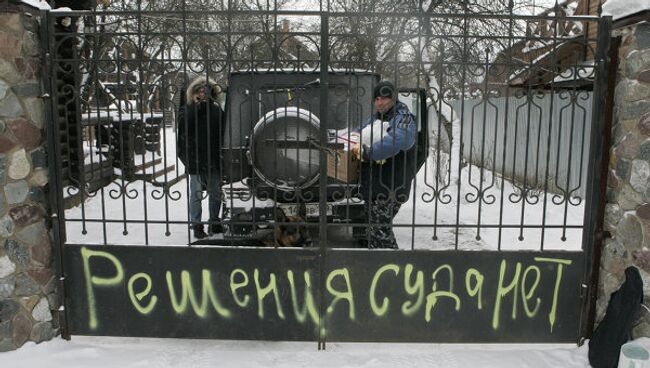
[39,8,72,340]
[39,6,615,345]
[579,17,619,341]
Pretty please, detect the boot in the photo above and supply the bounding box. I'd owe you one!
[193,224,207,239]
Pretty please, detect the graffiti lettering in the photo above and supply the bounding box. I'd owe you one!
[521,266,541,318]
[370,264,399,317]
[81,247,125,330]
[127,272,158,315]
[254,269,285,320]
[77,247,577,336]
[535,257,573,332]
[230,268,250,308]
[166,270,231,318]
[287,270,318,324]
[492,260,522,330]
[465,268,484,310]
[326,268,355,320]
[401,264,424,317]
[425,265,461,322]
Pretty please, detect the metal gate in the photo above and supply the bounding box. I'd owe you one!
[41,0,613,345]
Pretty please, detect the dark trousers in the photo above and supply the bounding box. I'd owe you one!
[189,171,222,225]
[366,198,401,249]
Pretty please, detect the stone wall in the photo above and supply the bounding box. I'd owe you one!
[0,9,58,351]
[599,21,650,337]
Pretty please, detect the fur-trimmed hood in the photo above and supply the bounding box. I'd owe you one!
[185,76,224,106]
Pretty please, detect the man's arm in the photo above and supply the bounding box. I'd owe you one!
[363,112,416,161]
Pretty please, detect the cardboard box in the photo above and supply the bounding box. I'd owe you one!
[327,148,359,183]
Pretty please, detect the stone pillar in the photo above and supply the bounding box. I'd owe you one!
[600,21,650,337]
[0,7,59,351]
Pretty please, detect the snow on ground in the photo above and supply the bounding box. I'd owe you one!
[2,335,595,368]
[66,127,584,250]
[603,0,650,20]
[394,155,584,251]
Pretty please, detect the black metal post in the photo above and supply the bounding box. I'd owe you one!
[39,9,71,340]
[579,16,614,342]
[318,11,329,351]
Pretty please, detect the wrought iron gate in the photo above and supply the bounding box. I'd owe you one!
[41,0,613,345]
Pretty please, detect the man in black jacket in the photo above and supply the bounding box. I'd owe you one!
[351,81,417,249]
[177,76,225,239]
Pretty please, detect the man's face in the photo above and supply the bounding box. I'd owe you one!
[192,85,207,103]
[374,96,395,114]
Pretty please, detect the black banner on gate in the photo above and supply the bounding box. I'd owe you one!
[63,245,583,342]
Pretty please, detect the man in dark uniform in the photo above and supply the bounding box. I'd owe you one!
[351,81,417,249]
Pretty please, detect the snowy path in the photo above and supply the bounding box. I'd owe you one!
[3,335,595,368]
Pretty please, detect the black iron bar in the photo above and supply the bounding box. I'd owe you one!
[47,9,602,23]
[579,17,614,342]
[317,11,329,351]
[497,0,516,251]
[63,217,584,228]
[136,1,151,245]
[181,0,191,246]
[41,9,71,340]
[540,5,562,252]
[91,16,109,245]
[453,10,470,250]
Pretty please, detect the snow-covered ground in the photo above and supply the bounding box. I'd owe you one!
[65,127,584,250]
[7,336,650,368]
[3,335,597,368]
[394,159,584,251]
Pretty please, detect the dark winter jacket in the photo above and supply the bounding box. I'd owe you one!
[356,100,417,203]
[177,78,224,175]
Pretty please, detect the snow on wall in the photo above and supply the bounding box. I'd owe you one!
[19,0,51,10]
[603,0,650,21]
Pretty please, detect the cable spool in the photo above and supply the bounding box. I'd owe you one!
[250,107,321,191]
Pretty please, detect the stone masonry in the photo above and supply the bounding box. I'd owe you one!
[0,9,59,351]
[600,21,650,338]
